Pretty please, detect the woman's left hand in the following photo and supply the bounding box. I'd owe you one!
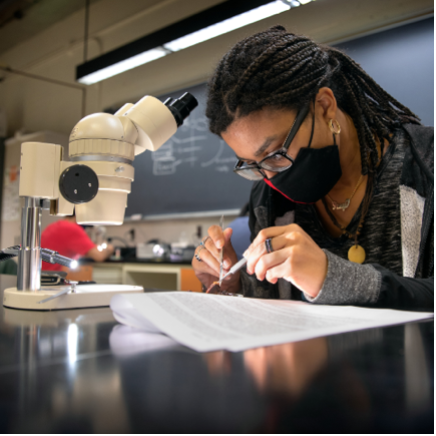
[243,224,328,298]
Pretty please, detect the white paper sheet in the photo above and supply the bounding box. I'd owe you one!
[110,292,433,352]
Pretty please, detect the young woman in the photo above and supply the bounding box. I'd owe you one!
[192,26,433,310]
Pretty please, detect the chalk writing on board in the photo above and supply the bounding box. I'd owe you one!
[201,141,235,172]
[182,115,209,132]
[152,135,206,176]
[152,140,235,175]
[151,130,235,176]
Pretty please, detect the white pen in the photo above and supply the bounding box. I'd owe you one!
[220,257,247,281]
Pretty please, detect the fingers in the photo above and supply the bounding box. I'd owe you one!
[264,261,291,285]
[236,222,326,296]
[208,225,226,249]
[194,243,221,275]
[192,253,218,277]
[245,229,307,282]
[194,226,236,276]
[203,234,221,260]
[253,249,291,282]
[248,226,287,252]
[203,229,228,266]
[192,224,241,293]
[244,242,266,275]
[245,233,293,275]
[223,227,233,243]
[246,224,304,257]
[222,228,234,269]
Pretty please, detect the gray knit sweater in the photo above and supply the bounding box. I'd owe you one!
[241,125,434,310]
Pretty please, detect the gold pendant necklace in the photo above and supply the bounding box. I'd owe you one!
[331,198,350,212]
[321,172,374,265]
[327,175,364,212]
[348,244,366,263]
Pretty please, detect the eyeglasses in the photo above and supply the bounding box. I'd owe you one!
[233,102,311,181]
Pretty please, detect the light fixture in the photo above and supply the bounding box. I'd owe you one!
[162,2,290,52]
[97,242,108,252]
[78,48,168,85]
[77,0,316,85]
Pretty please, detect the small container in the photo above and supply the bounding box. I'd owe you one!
[114,248,121,260]
[136,243,155,260]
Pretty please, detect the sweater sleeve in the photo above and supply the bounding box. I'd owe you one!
[304,250,434,311]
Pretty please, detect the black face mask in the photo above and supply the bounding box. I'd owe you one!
[264,113,342,204]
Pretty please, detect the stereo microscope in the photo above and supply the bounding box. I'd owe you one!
[2,92,197,310]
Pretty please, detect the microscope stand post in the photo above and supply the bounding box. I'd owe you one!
[3,197,143,311]
[17,197,42,292]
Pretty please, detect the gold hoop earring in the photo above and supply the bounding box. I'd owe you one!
[328,119,341,135]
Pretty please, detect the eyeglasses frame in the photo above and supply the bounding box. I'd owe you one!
[233,101,312,179]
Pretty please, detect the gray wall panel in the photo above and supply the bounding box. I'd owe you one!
[335,18,434,126]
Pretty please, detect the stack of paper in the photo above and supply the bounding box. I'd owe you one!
[110,292,433,352]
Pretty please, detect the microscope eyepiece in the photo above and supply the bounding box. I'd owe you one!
[164,92,198,127]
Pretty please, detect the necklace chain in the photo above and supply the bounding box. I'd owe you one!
[327,174,364,212]
[321,172,374,245]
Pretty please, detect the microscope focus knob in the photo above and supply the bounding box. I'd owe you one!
[59,165,99,204]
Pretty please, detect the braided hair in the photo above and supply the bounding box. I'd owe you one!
[206,26,420,174]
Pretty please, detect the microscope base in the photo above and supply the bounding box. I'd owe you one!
[3,284,144,311]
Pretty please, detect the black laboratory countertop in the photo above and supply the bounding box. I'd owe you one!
[0,274,433,433]
[80,257,193,266]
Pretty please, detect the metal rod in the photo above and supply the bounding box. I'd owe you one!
[0,66,85,90]
[0,66,87,118]
[81,87,87,118]
[17,197,42,292]
[84,0,91,62]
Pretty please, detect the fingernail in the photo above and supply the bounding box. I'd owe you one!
[224,260,230,268]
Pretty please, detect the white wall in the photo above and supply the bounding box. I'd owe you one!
[0,0,432,248]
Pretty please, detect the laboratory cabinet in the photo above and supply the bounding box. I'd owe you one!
[91,262,202,292]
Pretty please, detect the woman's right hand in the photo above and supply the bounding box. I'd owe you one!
[192,225,241,293]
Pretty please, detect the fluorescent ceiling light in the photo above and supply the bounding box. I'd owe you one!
[164,1,290,52]
[77,0,316,85]
[78,48,168,85]
[283,0,317,7]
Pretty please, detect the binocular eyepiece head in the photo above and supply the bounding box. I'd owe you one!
[164,92,198,127]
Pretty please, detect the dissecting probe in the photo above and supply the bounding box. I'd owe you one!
[220,257,247,281]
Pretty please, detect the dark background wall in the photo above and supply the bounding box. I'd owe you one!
[0,138,4,227]
[335,17,434,126]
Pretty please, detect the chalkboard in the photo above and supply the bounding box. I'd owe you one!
[125,82,253,219]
